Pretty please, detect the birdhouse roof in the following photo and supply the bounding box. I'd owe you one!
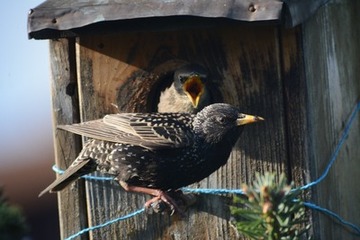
[28,0,328,39]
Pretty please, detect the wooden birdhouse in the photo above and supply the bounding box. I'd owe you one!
[28,0,360,239]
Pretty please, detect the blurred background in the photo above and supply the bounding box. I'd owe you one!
[0,1,59,239]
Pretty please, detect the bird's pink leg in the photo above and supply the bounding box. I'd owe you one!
[120,181,181,214]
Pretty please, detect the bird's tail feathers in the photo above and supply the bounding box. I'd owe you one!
[38,159,95,197]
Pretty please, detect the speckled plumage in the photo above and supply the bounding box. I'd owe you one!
[158,64,211,113]
[39,103,263,212]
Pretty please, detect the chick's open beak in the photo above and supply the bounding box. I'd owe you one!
[236,114,264,126]
[183,75,204,108]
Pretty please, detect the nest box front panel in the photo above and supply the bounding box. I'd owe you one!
[74,25,288,239]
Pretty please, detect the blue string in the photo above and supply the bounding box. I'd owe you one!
[182,187,244,195]
[52,101,360,239]
[300,101,360,190]
[304,202,360,235]
[52,165,113,181]
[64,208,145,240]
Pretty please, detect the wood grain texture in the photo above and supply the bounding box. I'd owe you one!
[302,1,360,239]
[49,38,89,240]
[279,26,313,238]
[74,24,290,239]
[49,3,360,237]
[279,27,310,188]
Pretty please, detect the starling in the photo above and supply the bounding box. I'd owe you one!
[158,64,211,113]
[39,103,263,213]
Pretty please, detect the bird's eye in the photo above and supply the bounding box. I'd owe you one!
[179,76,187,83]
[217,116,226,124]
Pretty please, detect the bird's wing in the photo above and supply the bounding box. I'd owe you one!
[104,113,195,148]
[58,113,195,149]
[58,119,124,142]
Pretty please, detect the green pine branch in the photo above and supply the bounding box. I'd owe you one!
[0,188,29,240]
[230,173,310,240]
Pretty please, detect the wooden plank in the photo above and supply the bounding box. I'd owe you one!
[279,26,313,238]
[49,38,89,240]
[29,0,283,39]
[279,27,310,187]
[75,25,289,239]
[302,1,360,239]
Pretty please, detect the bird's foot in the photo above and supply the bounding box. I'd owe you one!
[146,190,197,216]
[145,191,179,215]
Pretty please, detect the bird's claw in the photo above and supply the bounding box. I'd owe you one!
[145,191,197,216]
[146,200,176,215]
[144,193,179,215]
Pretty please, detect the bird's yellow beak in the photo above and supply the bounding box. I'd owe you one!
[183,75,204,108]
[236,114,264,126]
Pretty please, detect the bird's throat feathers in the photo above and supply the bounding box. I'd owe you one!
[194,126,242,147]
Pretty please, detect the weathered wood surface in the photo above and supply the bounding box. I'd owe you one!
[49,38,89,240]
[74,24,292,239]
[302,1,360,239]
[280,27,310,190]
